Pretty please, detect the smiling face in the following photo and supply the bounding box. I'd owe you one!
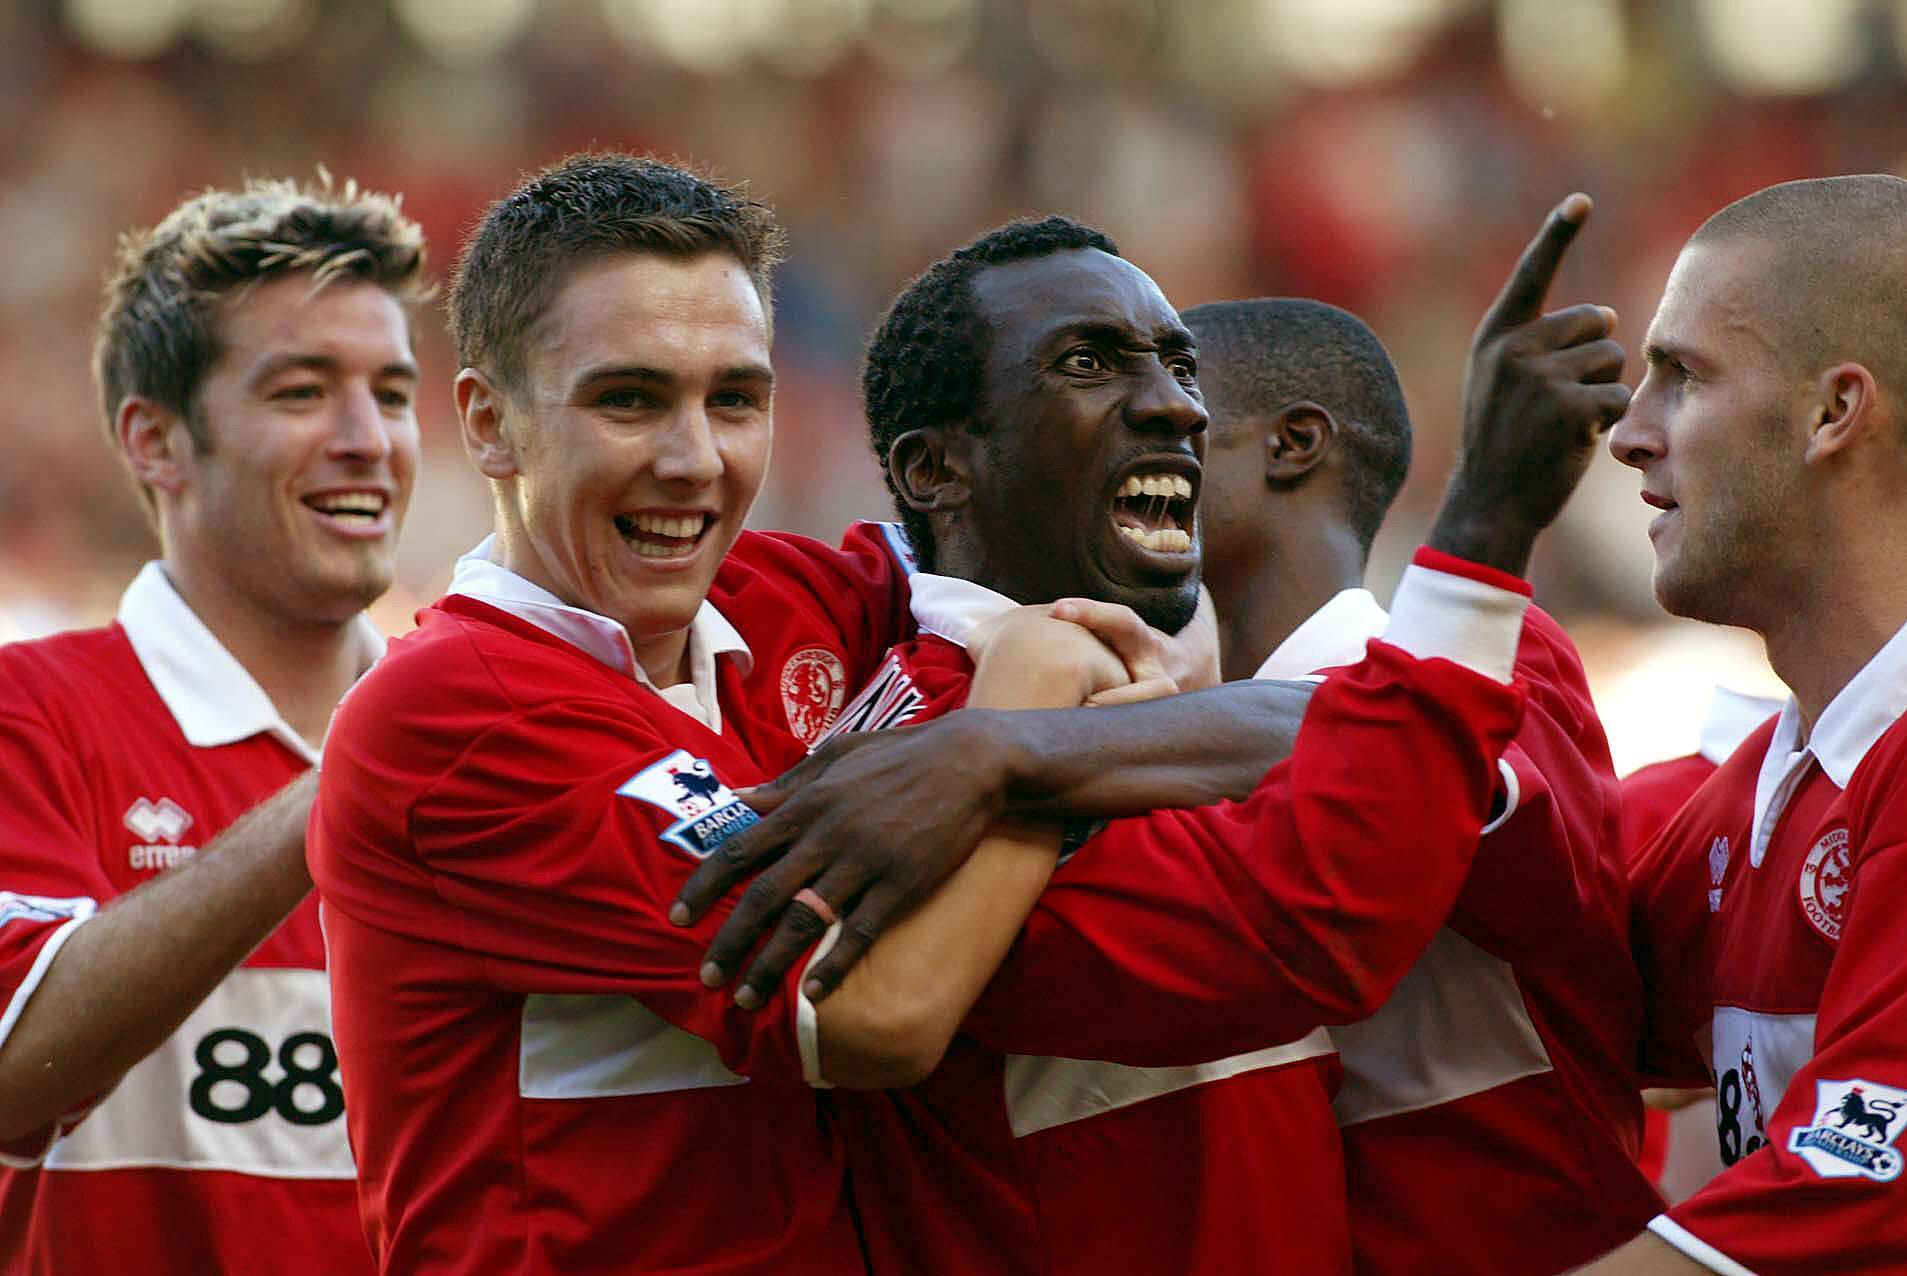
[168,274,419,627]
[963,248,1207,631]
[477,251,772,673]
[1609,237,1812,627]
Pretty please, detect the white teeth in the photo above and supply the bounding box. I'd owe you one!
[1115,525,1193,554]
[1116,473,1193,500]
[634,539,696,558]
[311,492,384,516]
[630,513,705,538]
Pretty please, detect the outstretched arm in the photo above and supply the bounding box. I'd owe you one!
[0,772,314,1144]
[812,610,1151,1088]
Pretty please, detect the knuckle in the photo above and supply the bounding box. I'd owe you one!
[783,905,828,941]
[735,874,786,918]
[842,915,883,952]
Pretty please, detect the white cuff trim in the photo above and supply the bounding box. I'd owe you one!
[796,921,843,1090]
[1648,1215,1759,1276]
[1382,562,1530,684]
[0,912,94,1051]
[1479,757,1521,836]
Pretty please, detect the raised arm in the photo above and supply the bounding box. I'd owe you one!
[680,193,1628,1010]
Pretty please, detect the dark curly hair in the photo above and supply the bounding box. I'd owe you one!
[450,151,786,390]
[863,215,1119,571]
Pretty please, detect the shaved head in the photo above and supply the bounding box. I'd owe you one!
[1690,175,1907,405]
[1184,297,1410,552]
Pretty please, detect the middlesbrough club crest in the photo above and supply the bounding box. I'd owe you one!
[780,646,847,748]
[1798,826,1851,941]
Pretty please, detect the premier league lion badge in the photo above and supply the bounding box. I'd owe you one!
[1790,1078,1907,1181]
[617,750,760,860]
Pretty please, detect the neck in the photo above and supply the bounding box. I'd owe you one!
[1756,515,1907,734]
[634,627,693,690]
[1209,518,1367,681]
[162,559,373,750]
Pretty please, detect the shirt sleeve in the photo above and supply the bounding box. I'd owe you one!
[404,698,819,1086]
[1653,730,1907,1275]
[1628,801,1723,1090]
[0,667,107,1163]
[961,550,1529,1065]
[730,525,916,688]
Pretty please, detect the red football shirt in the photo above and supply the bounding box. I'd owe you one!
[310,528,910,1276]
[833,549,1532,1276]
[1244,587,1662,1275]
[1617,687,1779,1186]
[1631,629,1907,1274]
[0,564,373,1276]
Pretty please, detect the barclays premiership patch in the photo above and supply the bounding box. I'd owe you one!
[617,750,760,860]
[1790,1078,1907,1182]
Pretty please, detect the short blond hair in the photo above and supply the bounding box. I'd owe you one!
[93,173,429,472]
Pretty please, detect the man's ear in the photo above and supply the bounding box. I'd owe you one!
[888,427,972,513]
[457,368,520,480]
[1805,363,1881,465]
[1264,401,1340,482]
[118,396,189,496]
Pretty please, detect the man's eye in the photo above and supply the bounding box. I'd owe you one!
[378,388,413,409]
[1062,349,1105,373]
[711,390,761,411]
[273,384,322,401]
[598,388,649,410]
[1168,356,1197,383]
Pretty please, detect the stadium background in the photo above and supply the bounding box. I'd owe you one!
[4,0,1893,768]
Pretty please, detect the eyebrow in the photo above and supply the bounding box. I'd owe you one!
[571,363,776,393]
[1046,320,1195,353]
[249,352,419,386]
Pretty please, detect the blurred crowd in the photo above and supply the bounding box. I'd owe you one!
[8,0,1903,763]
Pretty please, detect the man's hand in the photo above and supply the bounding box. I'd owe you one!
[1430,193,1631,577]
[669,713,1016,1008]
[1053,591,1217,704]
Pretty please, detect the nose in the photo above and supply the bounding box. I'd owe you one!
[1125,360,1208,439]
[329,383,396,464]
[1606,386,1663,471]
[653,405,724,487]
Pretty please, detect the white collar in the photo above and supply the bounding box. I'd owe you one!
[1250,588,1389,681]
[1697,685,1784,766]
[448,536,751,733]
[116,562,383,766]
[908,572,1023,649]
[1749,615,1907,866]
[1768,617,1907,787]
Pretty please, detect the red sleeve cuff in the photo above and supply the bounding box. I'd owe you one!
[1412,546,1533,597]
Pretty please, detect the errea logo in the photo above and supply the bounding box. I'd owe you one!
[125,797,198,871]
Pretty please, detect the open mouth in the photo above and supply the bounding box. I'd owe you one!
[1109,471,1194,555]
[303,490,389,527]
[615,511,714,560]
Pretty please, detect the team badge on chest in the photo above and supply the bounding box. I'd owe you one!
[1797,826,1851,941]
[1791,1078,1907,1181]
[779,646,847,748]
[617,750,760,859]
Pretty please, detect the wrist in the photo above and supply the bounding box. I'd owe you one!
[1425,505,1539,581]
[958,707,1038,810]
